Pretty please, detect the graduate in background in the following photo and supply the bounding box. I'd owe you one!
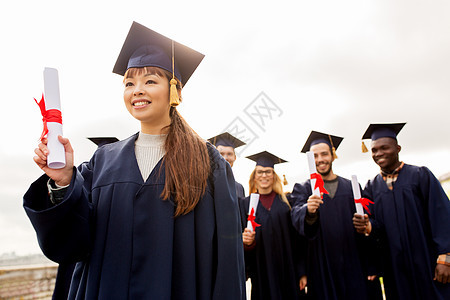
[208,132,246,200]
[24,21,246,299]
[354,123,450,299]
[239,151,307,300]
[51,137,118,300]
[290,131,381,300]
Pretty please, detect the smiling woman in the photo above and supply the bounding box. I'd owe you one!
[239,151,307,300]
[22,21,246,299]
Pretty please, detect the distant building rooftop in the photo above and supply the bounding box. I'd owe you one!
[439,172,450,182]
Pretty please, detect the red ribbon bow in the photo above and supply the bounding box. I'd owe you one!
[310,173,328,196]
[355,198,374,215]
[247,207,261,231]
[34,94,62,141]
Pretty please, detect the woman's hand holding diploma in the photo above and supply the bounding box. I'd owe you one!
[34,136,74,186]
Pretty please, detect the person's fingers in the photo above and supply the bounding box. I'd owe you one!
[34,147,47,162]
[37,142,49,156]
[33,155,47,169]
[58,135,74,154]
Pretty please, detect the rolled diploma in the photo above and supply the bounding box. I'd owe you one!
[306,151,320,197]
[351,175,365,216]
[246,193,260,232]
[44,67,66,169]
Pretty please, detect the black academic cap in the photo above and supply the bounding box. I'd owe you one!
[112,21,205,86]
[362,123,406,141]
[301,131,344,153]
[208,132,246,149]
[87,137,119,148]
[246,151,287,168]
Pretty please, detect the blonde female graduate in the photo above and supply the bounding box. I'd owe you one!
[24,22,246,300]
[239,151,307,300]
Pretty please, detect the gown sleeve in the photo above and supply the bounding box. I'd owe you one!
[290,181,319,238]
[208,145,246,300]
[23,161,94,263]
[418,167,450,254]
[362,178,383,239]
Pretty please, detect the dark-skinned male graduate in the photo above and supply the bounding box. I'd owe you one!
[353,123,450,300]
[208,132,246,201]
[290,131,382,300]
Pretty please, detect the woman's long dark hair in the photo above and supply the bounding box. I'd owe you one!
[124,66,210,216]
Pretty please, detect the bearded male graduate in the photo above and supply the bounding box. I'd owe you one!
[354,123,450,300]
[208,132,246,200]
[290,131,381,300]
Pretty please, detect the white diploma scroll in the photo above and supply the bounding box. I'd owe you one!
[306,151,321,197]
[43,67,66,169]
[351,175,365,216]
[246,193,260,232]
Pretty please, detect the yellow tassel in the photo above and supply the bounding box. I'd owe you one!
[328,135,338,159]
[332,147,338,159]
[361,141,369,153]
[283,174,288,185]
[169,78,180,107]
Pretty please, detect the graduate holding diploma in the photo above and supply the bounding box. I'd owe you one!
[239,151,307,300]
[354,123,450,299]
[24,21,246,299]
[290,131,381,300]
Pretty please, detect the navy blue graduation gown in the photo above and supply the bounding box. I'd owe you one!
[23,133,246,300]
[236,181,245,201]
[239,194,306,300]
[364,164,450,300]
[290,176,377,300]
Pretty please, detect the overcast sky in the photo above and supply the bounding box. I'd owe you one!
[1,0,449,255]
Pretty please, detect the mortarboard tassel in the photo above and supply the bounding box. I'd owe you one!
[283,174,288,185]
[170,78,180,106]
[328,135,338,159]
[331,146,338,159]
[361,141,369,153]
[169,40,180,107]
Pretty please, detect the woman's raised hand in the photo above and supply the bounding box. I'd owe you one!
[34,135,74,186]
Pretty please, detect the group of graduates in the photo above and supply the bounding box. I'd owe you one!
[209,126,450,300]
[23,21,448,300]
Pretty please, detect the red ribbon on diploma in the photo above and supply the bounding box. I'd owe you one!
[34,94,62,141]
[310,173,328,196]
[248,207,261,231]
[355,198,374,215]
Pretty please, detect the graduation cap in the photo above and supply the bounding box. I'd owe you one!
[113,21,205,106]
[361,123,406,152]
[208,132,246,149]
[301,131,343,159]
[87,137,119,148]
[246,151,287,168]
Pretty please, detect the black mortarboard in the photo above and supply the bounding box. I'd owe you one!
[360,123,406,153]
[362,123,406,141]
[208,132,246,149]
[113,21,205,87]
[246,151,287,168]
[301,131,344,154]
[87,137,119,148]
